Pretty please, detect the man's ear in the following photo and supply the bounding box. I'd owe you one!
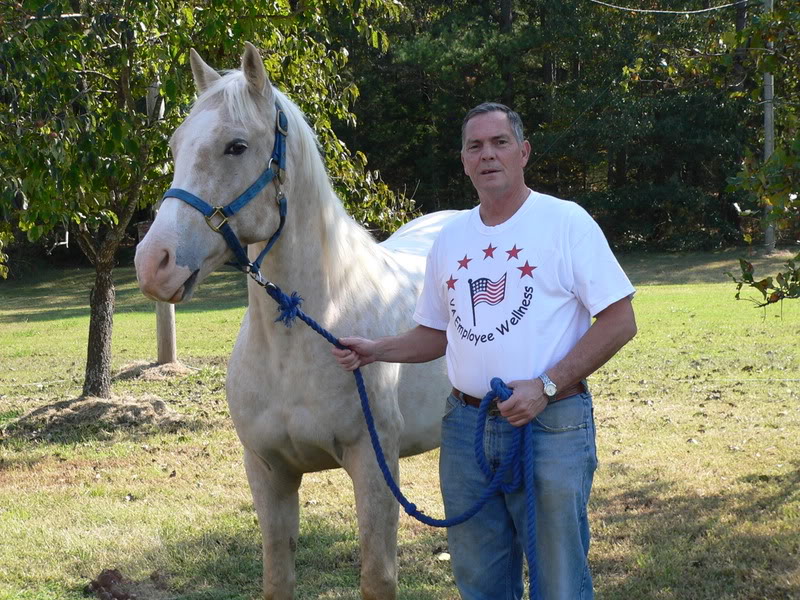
[521,140,531,166]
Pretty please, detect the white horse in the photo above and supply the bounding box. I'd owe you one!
[134,42,456,600]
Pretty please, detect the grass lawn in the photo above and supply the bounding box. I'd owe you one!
[0,249,798,600]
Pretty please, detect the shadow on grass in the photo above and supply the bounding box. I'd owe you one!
[591,460,800,600]
[619,248,798,287]
[0,266,247,324]
[71,512,453,600]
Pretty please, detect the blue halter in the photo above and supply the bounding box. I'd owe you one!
[162,102,289,274]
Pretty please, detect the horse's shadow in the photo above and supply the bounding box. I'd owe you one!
[72,511,456,600]
[590,460,800,599]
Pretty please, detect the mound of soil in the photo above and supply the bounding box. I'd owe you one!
[6,394,184,440]
[114,361,195,381]
[85,568,172,600]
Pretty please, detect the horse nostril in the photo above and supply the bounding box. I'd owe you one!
[158,249,171,273]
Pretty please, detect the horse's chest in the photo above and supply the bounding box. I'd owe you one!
[226,339,365,471]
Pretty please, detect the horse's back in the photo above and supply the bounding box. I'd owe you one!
[374,211,462,456]
[380,210,462,259]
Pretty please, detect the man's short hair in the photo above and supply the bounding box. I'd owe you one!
[461,102,525,148]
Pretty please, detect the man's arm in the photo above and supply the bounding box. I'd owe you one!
[499,296,637,427]
[331,325,447,371]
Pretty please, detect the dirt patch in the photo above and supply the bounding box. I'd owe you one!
[5,394,185,440]
[85,568,173,600]
[114,361,195,381]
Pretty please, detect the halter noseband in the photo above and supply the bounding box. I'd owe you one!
[162,102,289,275]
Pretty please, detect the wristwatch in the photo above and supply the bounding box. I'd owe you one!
[538,372,557,401]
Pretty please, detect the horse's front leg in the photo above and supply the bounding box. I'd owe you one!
[243,448,302,600]
[344,435,401,600]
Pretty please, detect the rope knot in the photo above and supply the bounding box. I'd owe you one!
[490,377,513,403]
[404,503,417,515]
[271,289,303,327]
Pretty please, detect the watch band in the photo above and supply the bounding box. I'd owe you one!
[538,372,558,399]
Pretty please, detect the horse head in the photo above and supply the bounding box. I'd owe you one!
[135,42,293,303]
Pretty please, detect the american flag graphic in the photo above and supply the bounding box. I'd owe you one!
[468,273,507,325]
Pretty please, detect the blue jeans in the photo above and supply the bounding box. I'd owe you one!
[439,389,597,600]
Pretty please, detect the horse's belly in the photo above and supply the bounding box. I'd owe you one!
[396,359,449,456]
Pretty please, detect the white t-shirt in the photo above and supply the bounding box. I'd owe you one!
[413,190,635,398]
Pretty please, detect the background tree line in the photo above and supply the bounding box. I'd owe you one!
[334,0,797,253]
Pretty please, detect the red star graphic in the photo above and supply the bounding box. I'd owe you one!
[506,244,523,260]
[517,261,536,278]
[457,254,472,270]
[446,275,458,290]
[482,244,497,259]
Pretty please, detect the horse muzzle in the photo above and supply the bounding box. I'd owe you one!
[134,232,200,303]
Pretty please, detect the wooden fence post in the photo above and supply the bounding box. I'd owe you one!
[137,219,178,364]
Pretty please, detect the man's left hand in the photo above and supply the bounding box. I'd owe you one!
[498,378,548,427]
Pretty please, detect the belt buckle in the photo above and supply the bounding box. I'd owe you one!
[487,401,501,417]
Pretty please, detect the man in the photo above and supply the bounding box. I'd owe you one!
[332,102,636,599]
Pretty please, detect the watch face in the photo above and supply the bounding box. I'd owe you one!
[544,382,557,397]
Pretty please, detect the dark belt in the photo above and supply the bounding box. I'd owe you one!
[452,381,587,414]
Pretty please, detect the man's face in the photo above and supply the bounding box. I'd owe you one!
[461,111,530,198]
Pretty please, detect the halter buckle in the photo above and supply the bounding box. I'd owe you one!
[205,207,228,232]
[276,108,288,136]
[249,269,268,287]
[268,158,284,185]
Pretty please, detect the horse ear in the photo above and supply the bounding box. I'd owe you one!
[241,42,271,99]
[190,48,221,94]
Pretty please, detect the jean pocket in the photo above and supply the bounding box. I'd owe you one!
[442,393,459,421]
[533,393,590,432]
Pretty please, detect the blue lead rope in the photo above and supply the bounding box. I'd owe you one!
[262,281,541,600]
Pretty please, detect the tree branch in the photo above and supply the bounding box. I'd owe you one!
[25,13,86,28]
[75,70,118,85]
[76,227,98,265]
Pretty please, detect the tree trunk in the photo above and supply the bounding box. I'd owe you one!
[499,0,514,106]
[614,150,627,187]
[732,0,749,90]
[83,263,115,397]
[762,0,776,253]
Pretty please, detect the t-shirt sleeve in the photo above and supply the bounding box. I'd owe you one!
[569,208,635,317]
[413,237,449,331]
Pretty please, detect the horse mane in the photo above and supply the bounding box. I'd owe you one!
[193,70,326,190]
[193,69,384,295]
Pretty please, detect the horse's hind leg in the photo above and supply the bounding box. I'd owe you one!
[345,438,400,600]
[244,448,302,600]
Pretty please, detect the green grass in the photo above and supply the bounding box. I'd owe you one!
[0,249,798,600]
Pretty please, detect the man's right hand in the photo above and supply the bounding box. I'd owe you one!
[331,336,379,371]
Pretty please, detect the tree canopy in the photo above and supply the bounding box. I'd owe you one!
[0,0,414,271]
[0,0,413,396]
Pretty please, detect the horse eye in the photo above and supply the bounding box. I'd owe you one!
[225,141,248,156]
